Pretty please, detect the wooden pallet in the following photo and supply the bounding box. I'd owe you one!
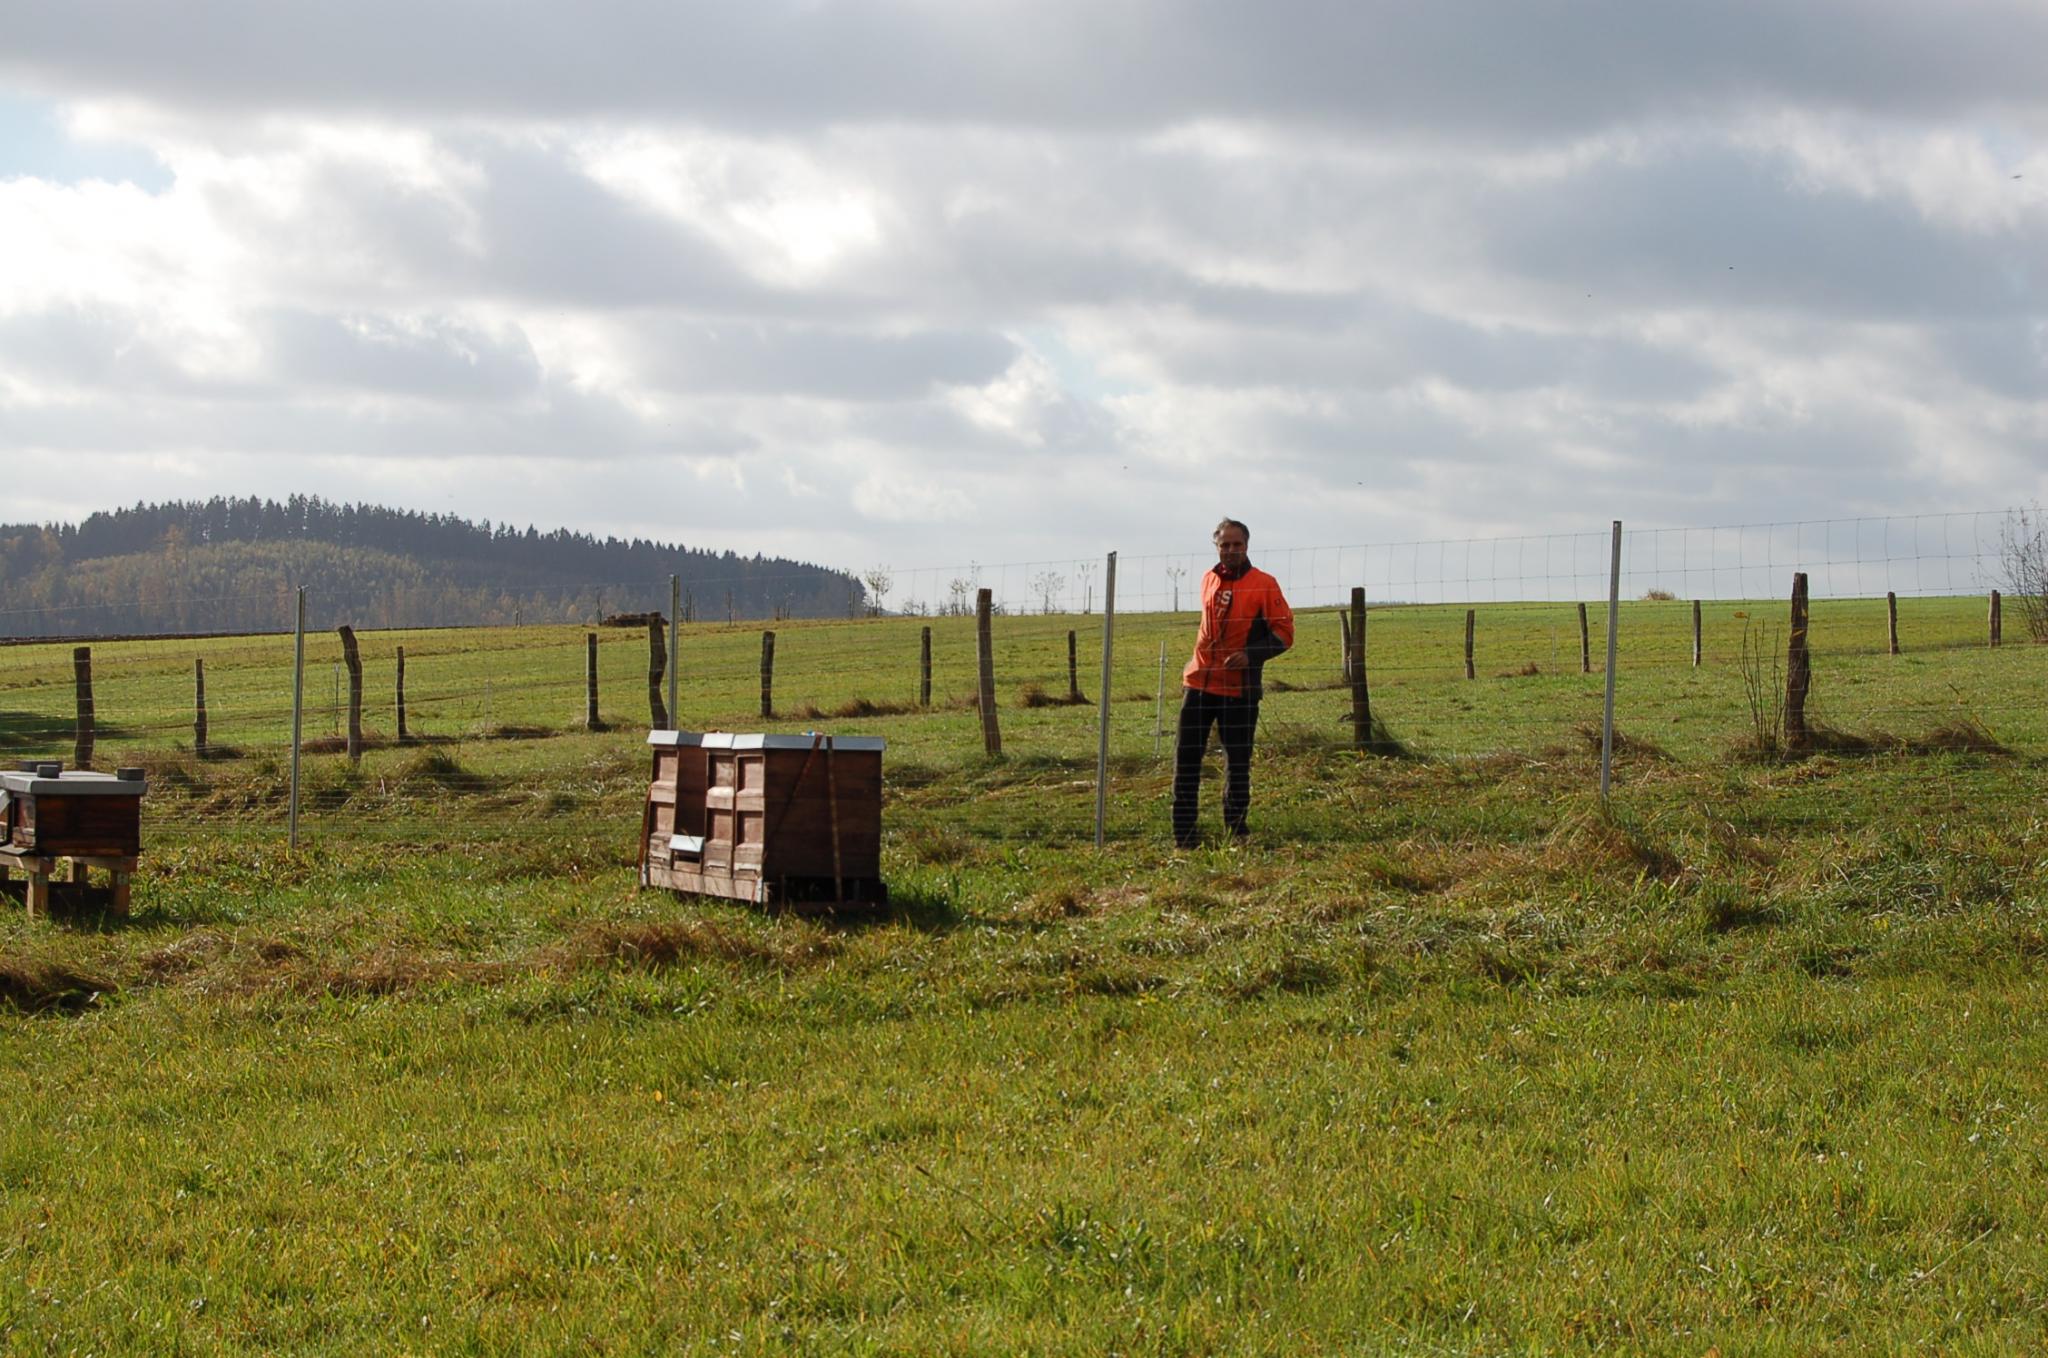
[0,849,136,919]
[641,857,887,912]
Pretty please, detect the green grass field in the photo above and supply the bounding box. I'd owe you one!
[5,598,2047,1353]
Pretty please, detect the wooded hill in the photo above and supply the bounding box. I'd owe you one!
[0,497,861,636]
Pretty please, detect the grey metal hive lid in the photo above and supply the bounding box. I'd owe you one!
[646,730,709,747]
[0,769,148,796]
[700,732,886,752]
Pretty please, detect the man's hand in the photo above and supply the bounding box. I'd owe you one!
[1222,651,1249,671]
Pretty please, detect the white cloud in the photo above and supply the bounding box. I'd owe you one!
[0,3,2044,573]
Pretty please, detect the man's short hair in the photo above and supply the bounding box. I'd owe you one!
[1213,517,1250,544]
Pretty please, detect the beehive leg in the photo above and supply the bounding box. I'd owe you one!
[25,867,48,920]
[110,870,131,916]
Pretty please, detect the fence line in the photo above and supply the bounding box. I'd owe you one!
[0,509,2041,848]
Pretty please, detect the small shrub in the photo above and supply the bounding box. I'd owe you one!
[1641,588,1678,602]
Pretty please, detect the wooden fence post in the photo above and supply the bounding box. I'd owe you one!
[1578,602,1591,674]
[976,588,1002,756]
[395,645,409,742]
[1067,630,1081,703]
[760,631,776,718]
[1349,588,1371,750]
[585,632,601,730]
[1464,609,1476,680]
[1340,611,1353,682]
[1692,599,1702,667]
[73,646,94,769]
[193,657,208,757]
[919,626,932,707]
[1886,592,1899,656]
[647,615,670,729]
[1786,573,1811,752]
[337,626,364,763]
[1990,590,2003,648]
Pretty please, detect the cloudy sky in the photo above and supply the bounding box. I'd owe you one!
[1,0,2043,587]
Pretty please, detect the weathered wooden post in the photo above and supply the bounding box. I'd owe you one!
[1990,590,2003,648]
[647,614,669,729]
[1067,630,1082,703]
[1578,602,1591,675]
[1785,572,1811,752]
[1887,591,1900,656]
[1691,599,1703,667]
[1339,611,1353,682]
[759,631,776,718]
[73,646,94,769]
[338,625,364,763]
[919,626,933,708]
[1350,587,1371,751]
[585,632,601,730]
[395,646,408,742]
[193,657,209,757]
[1463,609,1476,680]
[976,588,1002,756]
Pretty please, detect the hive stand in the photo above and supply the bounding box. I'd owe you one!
[0,853,135,919]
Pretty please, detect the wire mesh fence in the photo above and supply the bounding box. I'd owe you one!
[0,510,2040,850]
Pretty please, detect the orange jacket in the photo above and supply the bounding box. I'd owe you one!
[1182,562,1294,699]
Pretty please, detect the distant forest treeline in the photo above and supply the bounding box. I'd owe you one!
[0,496,861,636]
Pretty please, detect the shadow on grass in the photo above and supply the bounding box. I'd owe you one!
[0,711,139,753]
[1730,716,2011,763]
[0,950,115,1013]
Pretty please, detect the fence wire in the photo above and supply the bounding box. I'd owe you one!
[0,510,2039,849]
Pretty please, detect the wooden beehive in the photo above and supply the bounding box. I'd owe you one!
[639,731,885,907]
[2,762,147,917]
[640,731,709,879]
[2,764,146,858]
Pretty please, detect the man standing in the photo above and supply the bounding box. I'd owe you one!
[1172,518,1294,847]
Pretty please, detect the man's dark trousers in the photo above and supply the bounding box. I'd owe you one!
[1172,687,1260,844]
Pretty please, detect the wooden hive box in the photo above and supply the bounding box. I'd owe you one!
[639,732,886,908]
[2,762,147,917]
[640,731,709,880]
[2,764,146,858]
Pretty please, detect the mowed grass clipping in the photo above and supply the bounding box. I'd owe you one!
[3,600,2048,1351]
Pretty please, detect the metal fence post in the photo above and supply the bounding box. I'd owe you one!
[1095,551,1117,850]
[289,586,305,851]
[1599,522,1621,806]
[1153,640,1167,761]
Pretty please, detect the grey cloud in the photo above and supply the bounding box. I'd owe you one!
[0,372,731,463]
[1485,143,2043,320]
[1143,307,1718,398]
[7,2,2048,137]
[265,311,544,399]
[1933,320,2048,400]
[459,141,765,308]
[0,305,198,393]
[636,321,1016,399]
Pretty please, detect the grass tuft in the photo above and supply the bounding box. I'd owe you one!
[0,953,114,1013]
[558,917,840,972]
[394,747,491,793]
